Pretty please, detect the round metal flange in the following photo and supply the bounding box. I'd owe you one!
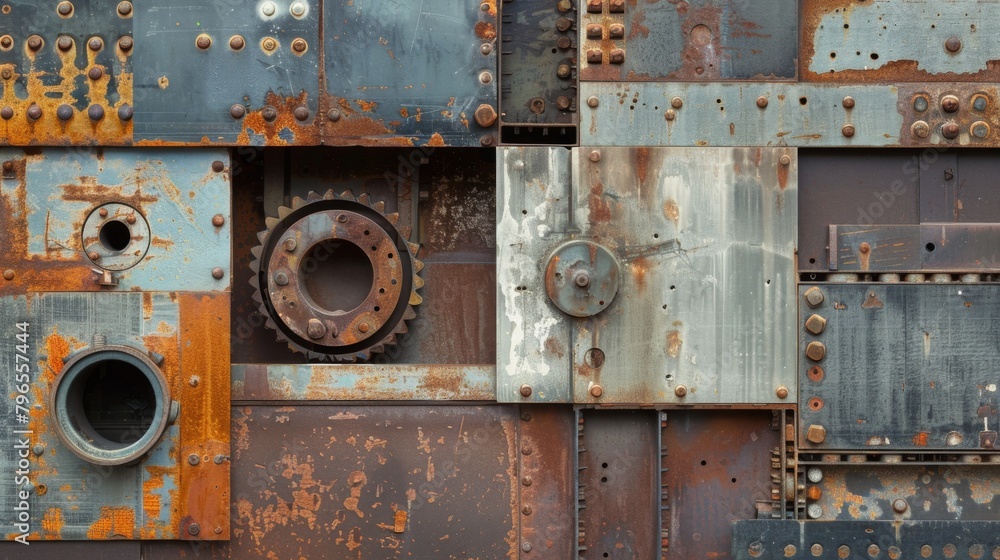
[82,203,150,270]
[50,345,171,466]
[251,190,423,361]
[544,240,620,317]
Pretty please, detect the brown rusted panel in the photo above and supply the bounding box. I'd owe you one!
[226,405,517,559]
[0,542,140,558]
[662,411,781,559]
[578,410,659,560]
[896,84,1000,146]
[518,406,575,559]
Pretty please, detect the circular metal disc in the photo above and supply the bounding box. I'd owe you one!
[544,240,620,317]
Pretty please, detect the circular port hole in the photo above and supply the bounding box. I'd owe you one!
[301,240,374,313]
[99,220,132,252]
[51,347,169,465]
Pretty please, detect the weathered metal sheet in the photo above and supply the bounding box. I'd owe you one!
[498,0,578,145]
[323,0,498,147]
[732,520,1000,560]
[0,291,229,540]
[498,147,797,404]
[0,541,138,558]
[232,364,496,401]
[662,411,782,559]
[580,82,902,147]
[0,0,133,145]
[132,2,320,145]
[805,465,1000,522]
[579,0,797,82]
[229,405,517,558]
[0,148,231,294]
[517,405,575,560]
[798,283,1000,451]
[578,410,660,560]
[802,0,1000,83]
[828,224,1000,273]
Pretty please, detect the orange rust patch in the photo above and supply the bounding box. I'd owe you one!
[357,99,378,113]
[777,160,789,190]
[589,181,612,222]
[663,199,680,225]
[41,508,64,537]
[667,330,683,358]
[86,506,136,539]
[912,432,930,446]
[544,337,565,359]
[399,107,409,118]
[344,471,368,518]
[425,132,445,147]
[632,256,649,292]
[475,21,497,40]
[45,332,71,383]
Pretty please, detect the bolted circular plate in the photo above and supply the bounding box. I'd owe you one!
[251,190,423,361]
[545,240,620,317]
[82,203,150,271]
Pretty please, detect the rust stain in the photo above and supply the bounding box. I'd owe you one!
[393,509,407,533]
[475,21,497,40]
[86,506,136,539]
[912,432,930,446]
[41,508,63,538]
[544,337,565,359]
[776,160,789,190]
[663,199,680,225]
[425,132,446,147]
[343,471,368,518]
[322,95,417,146]
[589,181,612,222]
[667,330,682,358]
[399,107,409,118]
[631,256,649,292]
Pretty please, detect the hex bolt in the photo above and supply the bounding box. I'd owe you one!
[117,1,132,16]
[283,238,297,251]
[327,109,342,122]
[117,104,134,121]
[293,107,310,121]
[588,150,601,163]
[911,120,930,139]
[56,105,73,121]
[26,105,42,120]
[586,24,603,39]
[841,124,855,137]
[290,2,306,16]
[519,384,532,397]
[229,36,245,50]
[88,37,103,51]
[2,270,14,281]
[590,384,604,398]
[941,121,960,140]
[187,523,201,536]
[587,96,599,108]
[474,104,498,127]
[756,96,768,108]
[892,498,908,513]
[88,67,103,80]
[307,318,326,339]
[805,314,827,335]
[779,154,791,166]
[292,38,307,53]
[803,286,825,307]
[57,2,73,16]
[609,23,625,38]
[261,1,276,16]
[188,454,200,465]
[842,96,855,109]
[0,107,12,120]
[608,48,625,64]
[941,94,960,113]
[196,34,211,49]
[775,386,789,399]
[211,212,225,225]
[675,385,688,397]
[230,104,246,119]
[57,36,73,51]
[27,35,43,51]
[118,36,133,51]
[945,36,962,53]
[273,272,289,286]
[806,424,827,444]
[805,341,826,361]
[211,267,224,279]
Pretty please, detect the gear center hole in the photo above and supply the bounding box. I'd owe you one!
[301,239,374,313]
[99,220,131,252]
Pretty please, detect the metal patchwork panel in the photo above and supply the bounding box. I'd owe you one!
[579,0,798,81]
[0,148,231,294]
[323,0,498,147]
[799,283,1000,452]
[132,2,320,145]
[497,146,797,404]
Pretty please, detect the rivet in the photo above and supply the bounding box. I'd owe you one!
[480,43,492,55]
[479,71,493,84]
[519,384,532,397]
[972,94,988,112]
[57,36,73,51]
[88,251,100,261]
[196,34,211,49]
[214,527,223,534]
[522,506,532,515]
[807,503,823,519]
[557,64,571,79]
[2,270,14,281]
[971,121,990,139]
[261,2,276,16]
[522,447,532,455]
[293,106,310,121]
[273,272,288,286]
[586,23,603,39]
[522,476,532,486]
[26,104,42,120]
[586,0,602,12]
[941,121,960,140]
[590,385,603,398]
[283,238,297,251]
[358,322,370,333]
[262,38,277,52]
[57,2,73,16]
[586,49,602,63]
[229,35,245,50]
[32,444,44,456]
[187,523,201,536]
[556,36,572,50]
[0,36,11,49]
[117,36,133,52]
[290,2,306,16]
[664,109,675,121]
[480,135,494,146]
[556,96,571,110]
[522,542,533,552]
[587,96,599,108]
[945,36,962,53]
[88,66,103,80]
[608,23,625,38]
[230,104,246,119]
[756,96,768,108]
[327,109,341,122]
[56,104,73,121]
[891,498,907,513]
[0,107,12,120]
[99,208,109,217]
[337,213,348,223]
[1,161,11,172]
[307,318,326,339]
[608,48,625,64]
[675,385,688,397]
[840,96,855,109]
[117,104,133,121]
[261,106,278,122]
[779,154,791,166]
[211,267,224,279]
[841,124,855,137]
[911,120,930,139]
[776,386,789,399]
[188,454,200,465]
[588,150,601,163]
[941,95,960,113]
[913,96,928,112]
[211,212,225,225]
[189,376,199,387]
[117,1,132,16]
[291,38,307,53]
[670,97,683,109]
[88,37,103,51]
[805,314,827,335]
[0,69,10,80]
[27,35,43,51]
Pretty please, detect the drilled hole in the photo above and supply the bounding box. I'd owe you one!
[926,242,936,252]
[99,220,131,252]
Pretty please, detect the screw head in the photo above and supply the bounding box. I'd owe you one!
[292,38,307,53]
[27,35,43,51]
[842,96,855,109]
[675,385,688,397]
[327,109,342,122]
[211,267,225,280]
[117,1,132,16]
[188,454,200,465]
[196,34,212,49]
[211,212,225,225]
[574,271,591,287]
[293,106,310,121]
[262,38,277,51]
[117,104,134,121]
[519,384,532,397]
[588,150,601,163]
[229,35,245,50]
[56,104,73,121]
[118,36,133,51]
[841,124,855,137]
[910,120,930,139]
[779,154,791,166]
[88,66,103,80]
[230,104,246,119]
[57,36,73,51]
[187,523,201,536]
[590,385,604,398]
[945,36,962,53]
[307,318,326,339]
[2,269,14,281]
[775,386,789,399]
[88,37,103,51]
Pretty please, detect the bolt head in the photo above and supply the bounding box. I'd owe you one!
[307,318,327,339]
[574,271,591,287]
[803,286,825,308]
[188,454,200,465]
[211,267,225,279]
[804,314,827,335]
[776,386,789,399]
[230,36,245,50]
[911,120,930,139]
[779,154,791,166]
[187,523,201,536]
[519,384,532,397]
[588,150,601,163]
[590,385,603,398]
[941,121,960,140]
[292,39,307,53]
[118,36,133,51]
[945,36,962,53]
[805,341,826,362]
[474,104,498,127]
[674,385,688,397]
[283,238,297,251]
[262,38,277,51]
[211,212,225,225]
[806,424,827,444]
[842,96,855,109]
[892,498,908,513]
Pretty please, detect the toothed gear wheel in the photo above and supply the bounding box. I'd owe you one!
[250,190,423,361]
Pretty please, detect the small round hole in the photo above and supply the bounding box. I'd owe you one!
[926,242,936,252]
[669,285,676,291]
[870,53,879,60]
[600,476,608,483]
[602,462,608,468]
[391,279,397,285]
[809,258,816,264]
[364,229,370,235]
[99,220,131,252]
[653,233,659,239]
[379,288,386,294]
[371,245,378,251]
[731,478,737,483]
[374,306,380,312]
[799,97,808,105]
[700,460,707,466]
[521,210,527,215]
[388,253,394,259]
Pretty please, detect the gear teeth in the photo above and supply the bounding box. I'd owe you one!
[359,192,371,205]
[265,216,281,230]
[250,245,263,259]
[306,191,324,203]
[251,291,262,304]
[398,226,412,239]
[265,317,278,330]
[340,190,356,201]
[278,205,294,219]
[413,259,425,273]
[374,201,385,213]
[370,344,385,354]
[414,275,425,289]
[386,212,399,225]
[406,242,420,256]
[403,306,417,321]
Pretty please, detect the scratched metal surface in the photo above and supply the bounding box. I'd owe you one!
[0,292,230,540]
[801,0,1000,82]
[799,283,1000,452]
[0,0,133,145]
[132,2,320,145]
[732,520,1000,560]
[578,0,797,81]
[497,147,797,404]
[0,148,231,294]
[322,0,498,147]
